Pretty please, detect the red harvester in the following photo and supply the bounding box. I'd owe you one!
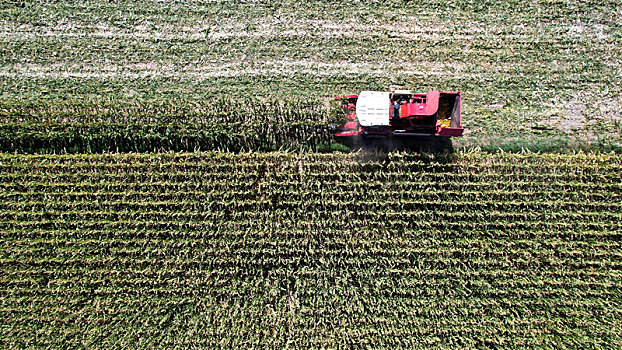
[334,90,463,141]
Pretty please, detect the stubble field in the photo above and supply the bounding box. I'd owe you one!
[1,0,621,151]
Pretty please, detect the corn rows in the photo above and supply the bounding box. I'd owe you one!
[0,99,334,153]
[0,151,620,348]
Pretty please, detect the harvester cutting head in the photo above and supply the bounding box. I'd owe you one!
[334,90,463,141]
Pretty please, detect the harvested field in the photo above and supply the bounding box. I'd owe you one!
[1,0,621,150]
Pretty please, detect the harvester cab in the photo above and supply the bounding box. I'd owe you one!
[334,89,463,141]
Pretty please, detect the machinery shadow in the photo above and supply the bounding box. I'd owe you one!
[340,135,454,152]
[335,136,457,164]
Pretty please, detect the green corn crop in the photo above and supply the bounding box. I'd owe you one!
[0,151,620,348]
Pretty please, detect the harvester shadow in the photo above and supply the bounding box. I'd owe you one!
[340,136,457,164]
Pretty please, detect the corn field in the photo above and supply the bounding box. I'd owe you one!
[1,0,621,347]
[0,99,333,153]
[1,151,620,348]
[1,1,621,151]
